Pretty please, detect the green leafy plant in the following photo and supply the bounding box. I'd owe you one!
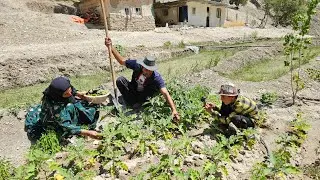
[306,68,320,82]
[283,0,320,105]
[251,113,310,180]
[178,40,186,48]
[114,44,126,56]
[33,131,61,155]
[260,92,278,105]
[163,41,172,49]
[0,158,14,179]
[63,139,99,175]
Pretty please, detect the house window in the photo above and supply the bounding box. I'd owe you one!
[125,8,129,15]
[192,7,196,15]
[216,8,221,18]
[163,9,169,16]
[136,7,142,15]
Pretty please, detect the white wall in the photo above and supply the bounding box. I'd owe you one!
[210,6,226,27]
[186,1,226,27]
[187,1,207,27]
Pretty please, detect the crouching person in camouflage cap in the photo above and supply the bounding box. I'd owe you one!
[204,83,258,136]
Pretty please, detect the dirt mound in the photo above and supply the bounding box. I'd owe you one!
[26,0,78,15]
[214,43,283,75]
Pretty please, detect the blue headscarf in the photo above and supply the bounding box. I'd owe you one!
[43,76,75,103]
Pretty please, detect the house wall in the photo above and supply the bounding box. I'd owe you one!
[78,0,155,31]
[154,7,179,26]
[186,1,226,27]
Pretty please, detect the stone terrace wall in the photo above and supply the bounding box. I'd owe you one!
[108,14,155,31]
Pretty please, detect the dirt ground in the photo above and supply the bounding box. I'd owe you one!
[0,0,294,90]
[0,0,320,179]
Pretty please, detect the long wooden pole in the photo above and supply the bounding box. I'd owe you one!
[99,0,118,101]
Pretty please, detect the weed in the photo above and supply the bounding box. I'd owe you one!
[163,41,172,49]
[114,44,126,56]
[255,111,268,128]
[303,159,320,180]
[260,92,278,105]
[63,139,99,175]
[250,31,258,40]
[251,113,310,179]
[137,44,145,48]
[207,56,220,69]
[306,68,320,82]
[178,40,186,48]
[0,158,14,179]
[33,131,61,155]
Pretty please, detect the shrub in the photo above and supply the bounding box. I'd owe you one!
[260,92,278,105]
[163,41,172,49]
[0,158,14,179]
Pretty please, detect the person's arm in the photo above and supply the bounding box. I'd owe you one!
[80,130,102,139]
[160,87,180,121]
[60,110,101,139]
[105,37,126,66]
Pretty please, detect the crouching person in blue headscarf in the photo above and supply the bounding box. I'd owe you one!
[25,76,101,140]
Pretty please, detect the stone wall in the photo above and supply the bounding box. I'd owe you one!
[108,13,155,31]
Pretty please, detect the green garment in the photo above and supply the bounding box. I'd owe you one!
[25,97,99,139]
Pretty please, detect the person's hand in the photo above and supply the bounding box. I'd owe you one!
[204,102,215,114]
[105,37,112,47]
[75,91,86,99]
[172,111,180,123]
[86,130,102,139]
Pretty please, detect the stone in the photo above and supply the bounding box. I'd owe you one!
[17,110,27,120]
[192,154,205,160]
[93,140,101,145]
[184,156,194,165]
[55,152,69,159]
[191,141,205,154]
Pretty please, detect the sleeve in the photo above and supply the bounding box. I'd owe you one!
[154,74,166,89]
[59,109,81,135]
[125,59,140,70]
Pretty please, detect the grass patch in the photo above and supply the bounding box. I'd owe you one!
[228,47,320,82]
[0,73,110,109]
[0,49,237,109]
[157,50,236,80]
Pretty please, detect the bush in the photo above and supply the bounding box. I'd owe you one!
[260,92,278,105]
[33,131,61,155]
[0,158,14,179]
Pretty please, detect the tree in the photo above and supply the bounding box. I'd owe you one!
[261,0,307,27]
[283,0,320,105]
[229,0,248,7]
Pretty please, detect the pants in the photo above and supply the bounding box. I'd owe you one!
[219,115,255,137]
[230,115,255,129]
[116,76,147,106]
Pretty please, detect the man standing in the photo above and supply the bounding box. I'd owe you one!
[105,37,180,121]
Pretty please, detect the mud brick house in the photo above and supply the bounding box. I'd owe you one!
[78,0,155,31]
[154,0,228,27]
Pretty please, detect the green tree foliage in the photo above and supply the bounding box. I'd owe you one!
[229,0,248,7]
[263,0,307,27]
